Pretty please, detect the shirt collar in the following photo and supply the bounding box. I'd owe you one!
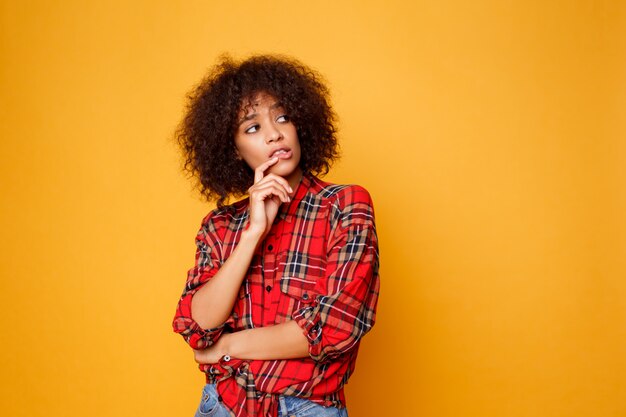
[276,172,313,222]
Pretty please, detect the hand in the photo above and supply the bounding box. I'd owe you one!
[193,333,231,365]
[247,157,293,238]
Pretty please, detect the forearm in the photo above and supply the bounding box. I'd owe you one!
[224,321,309,360]
[191,229,263,329]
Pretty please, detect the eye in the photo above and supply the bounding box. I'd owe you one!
[244,124,259,134]
[276,115,290,123]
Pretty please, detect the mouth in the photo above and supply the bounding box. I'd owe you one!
[269,147,292,159]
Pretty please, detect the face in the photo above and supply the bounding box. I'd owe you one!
[234,91,302,186]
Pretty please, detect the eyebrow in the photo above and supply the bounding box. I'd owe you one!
[237,101,284,126]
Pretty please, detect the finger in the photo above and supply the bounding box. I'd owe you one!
[256,173,293,194]
[250,177,292,198]
[250,184,290,203]
[254,157,279,183]
[250,185,290,204]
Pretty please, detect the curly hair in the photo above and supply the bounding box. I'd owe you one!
[175,54,340,208]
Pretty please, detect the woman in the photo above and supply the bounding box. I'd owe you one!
[172,54,380,417]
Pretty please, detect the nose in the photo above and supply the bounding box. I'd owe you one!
[265,124,283,143]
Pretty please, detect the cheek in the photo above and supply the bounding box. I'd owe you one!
[238,146,266,169]
[234,140,253,160]
[293,138,302,158]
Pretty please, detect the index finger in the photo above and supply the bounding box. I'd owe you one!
[254,157,279,183]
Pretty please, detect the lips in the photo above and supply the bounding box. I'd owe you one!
[269,147,291,158]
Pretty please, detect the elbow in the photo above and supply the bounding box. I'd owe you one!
[172,317,223,350]
[172,297,230,349]
[172,316,206,349]
[190,307,228,332]
[293,301,377,363]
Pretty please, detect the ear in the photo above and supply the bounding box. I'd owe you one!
[234,147,243,161]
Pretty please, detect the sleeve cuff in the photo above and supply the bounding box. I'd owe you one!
[292,302,324,360]
[173,315,235,349]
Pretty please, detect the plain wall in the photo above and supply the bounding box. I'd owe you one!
[1,1,624,416]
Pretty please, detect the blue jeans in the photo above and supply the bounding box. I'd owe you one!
[194,384,348,417]
[194,384,230,417]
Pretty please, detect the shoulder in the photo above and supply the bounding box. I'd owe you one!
[310,175,375,209]
[309,176,376,227]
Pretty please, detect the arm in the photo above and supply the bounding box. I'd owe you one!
[171,212,243,349]
[190,162,294,329]
[194,321,309,363]
[190,228,262,329]
[172,158,293,349]
[292,185,380,363]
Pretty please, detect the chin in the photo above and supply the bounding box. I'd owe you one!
[269,162,299,177]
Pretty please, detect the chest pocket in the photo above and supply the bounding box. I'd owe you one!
[278,192,330,303]
[279,252,326,304]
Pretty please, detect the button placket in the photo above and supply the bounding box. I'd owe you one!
[263,215,293,326]
[261,232,279,326]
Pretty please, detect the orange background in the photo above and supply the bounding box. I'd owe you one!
[1,1,624,416]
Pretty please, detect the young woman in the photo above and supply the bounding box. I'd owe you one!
[172,55,380,417]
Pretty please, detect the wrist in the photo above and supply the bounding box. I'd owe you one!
[221,332,239,358]
[242,227,264,243]
[242,228,270,253]
[219,333,231,358]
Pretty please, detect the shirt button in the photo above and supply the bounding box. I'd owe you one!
[265,285,272,292]
[267,244,273,251]
[302,293,309,300]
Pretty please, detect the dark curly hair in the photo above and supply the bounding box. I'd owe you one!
[175,54,340,208]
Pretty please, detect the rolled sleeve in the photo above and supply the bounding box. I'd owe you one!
[172,213,233,349]
[292,186,380,363]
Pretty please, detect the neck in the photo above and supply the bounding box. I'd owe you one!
[285,167,304,192]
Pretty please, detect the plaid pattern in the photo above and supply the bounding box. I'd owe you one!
[173,173,380,417]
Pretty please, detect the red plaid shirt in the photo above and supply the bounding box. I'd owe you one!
[172,173,380,417]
